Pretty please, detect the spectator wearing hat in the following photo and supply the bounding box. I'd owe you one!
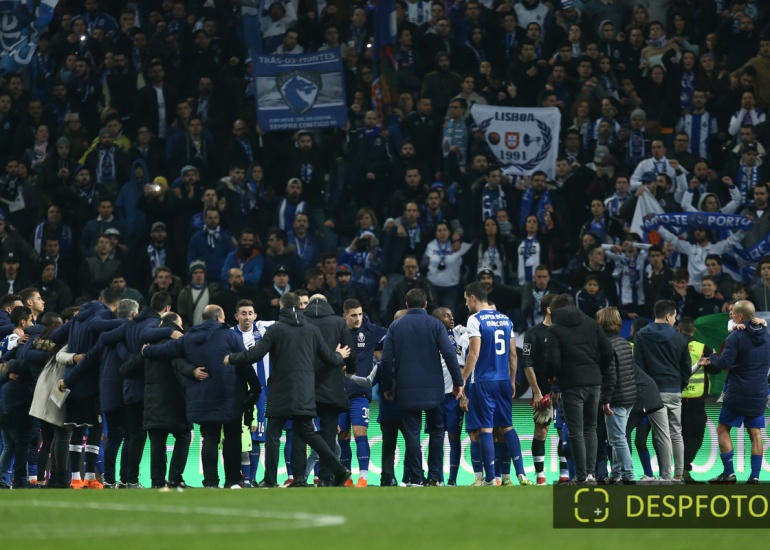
[620,109,652,168]
[79,193,123,254]
[178,260,220,328]
[79,234,122,299]
[257,265,293,321]
[81,127,129,194]
[136,221,173,292]
[0,252,31,295]
[326,263,372,317]
[37,260,73,313]
[187,206,235,284]
[102,227,131,263]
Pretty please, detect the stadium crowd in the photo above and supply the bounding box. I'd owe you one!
[1,0,770,489]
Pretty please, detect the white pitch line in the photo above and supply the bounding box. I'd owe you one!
[1,500,346,535]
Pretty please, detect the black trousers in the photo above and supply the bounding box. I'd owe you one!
[7,405,35,487]
[682,398,707,472]
[49,425,73,488]
[38,420,54,480]
[148,429,192,487]
[104,408,128,484]
[316,404,342,484]
[199,421,242,487]
[291,415,344,484]
[125,401,146,484]
[401,407,444,484]
[380,420,405,485]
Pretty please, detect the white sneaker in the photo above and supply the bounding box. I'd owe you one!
[229,484,243,489]
[471,479,484,487]
[480,478,501,486]
[639,475,656,483]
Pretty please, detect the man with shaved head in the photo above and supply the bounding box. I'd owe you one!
[699,300,770,484]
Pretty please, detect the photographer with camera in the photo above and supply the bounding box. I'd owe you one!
[338,230,383,301]
[422,222,471,313]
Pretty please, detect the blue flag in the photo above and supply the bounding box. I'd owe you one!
[0,0,58,75]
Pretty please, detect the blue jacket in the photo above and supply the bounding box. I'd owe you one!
[187,227,234,283]
[115,159,149,243]
[633,322,691,393]
[0,325,49,411]
[101,308,173,405]
[143,320,247,424]
[345,319,387,401]
[65,318,128,411]
[0,310,16,339]
[381,309,462,411]
[220,247,264,288]
[709,324,770,417]
[52,300,122,353]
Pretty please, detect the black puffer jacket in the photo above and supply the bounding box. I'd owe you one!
[303,299,357,412]
[229,307,344,418]
[601,334,637,407]
[632,365,664,415]
[545,306,613,390]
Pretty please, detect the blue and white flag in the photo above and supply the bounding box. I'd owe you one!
[643,212,754,232]
[470,105,561,178]
[254,50,347,132]
[0,0,57,75]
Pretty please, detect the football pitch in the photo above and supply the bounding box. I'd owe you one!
[0,488,765,549]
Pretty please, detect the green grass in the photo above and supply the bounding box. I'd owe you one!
[0,487,766,549]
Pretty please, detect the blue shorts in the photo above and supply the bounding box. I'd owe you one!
[719,405,766,429]
[443,393,463,435]
[466,380,513,430]
[338,396,370,432]
[284,419,292,431]
[253,392,267,442]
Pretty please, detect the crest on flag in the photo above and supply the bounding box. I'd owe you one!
[505,133,520,150]
[277,70,322,115]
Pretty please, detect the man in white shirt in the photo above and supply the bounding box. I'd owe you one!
[630,140,682,191]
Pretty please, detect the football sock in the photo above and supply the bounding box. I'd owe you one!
[339,438,352,470]
[750,454,761,479]
[448,436,461,484]
[84,444,100,475]
[721,451,735,476]
[496,441,511,476]
[284,433,292,477]
[355,435,370,478]
[532,439,546,477]
[470,440,483,479]
[480,432,496,482]
[638,450,653,478]
[69,444,83,480]
[249,446,260,482]
[504,429,524,476]
[241,452,251,480]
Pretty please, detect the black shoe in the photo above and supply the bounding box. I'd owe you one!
[317,480,335,487]
[287,480,309,488]
[683,471,704,484]
[258,481,277,489]
[426,479,442,487]
[334,468,352,487]
[746,478,760,485]
[709,473,736,485]
[168,481,192,489]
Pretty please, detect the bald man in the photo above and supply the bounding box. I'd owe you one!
[699,300,770,484]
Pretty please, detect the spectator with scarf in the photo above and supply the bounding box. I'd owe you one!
[82,127,128,194]
[517,171,552,229]
[442,98,470,171]
[725,142,768,206]
[187,206,234,284]
[464,217,511,285]
[422,222,471,312]
[728,91,767,136]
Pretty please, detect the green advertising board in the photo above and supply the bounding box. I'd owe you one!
[135,401,770,487]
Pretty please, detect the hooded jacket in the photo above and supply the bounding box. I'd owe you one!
[545,306,613,390]
[228,307,343,418]
[0,325,51,410]
[303,299,357,411]
[708,323,770,417]
[64,318,128,411]
[380,308,462,411]
[633,322,691,393]
[101,307,173,405]
[143,319,250,424]
[115,158,149,240]
[51,300,122,353]
[601,334,637,408]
